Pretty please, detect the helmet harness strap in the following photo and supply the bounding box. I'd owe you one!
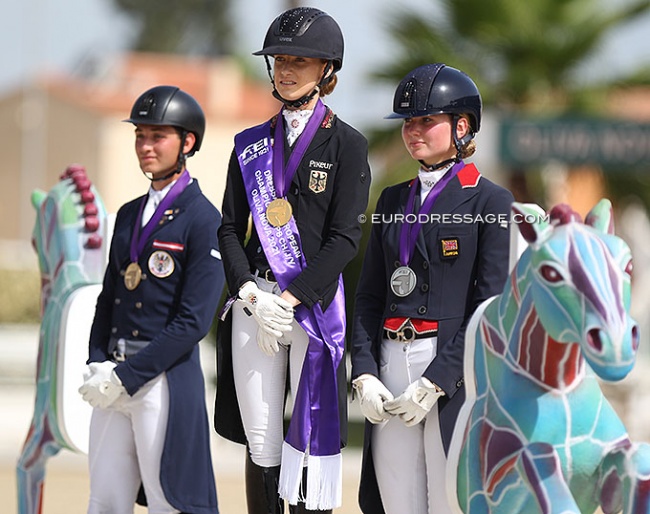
[264,56,333,109]
[419,115,474,171]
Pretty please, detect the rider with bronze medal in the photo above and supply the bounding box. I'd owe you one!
[80,86,224,513]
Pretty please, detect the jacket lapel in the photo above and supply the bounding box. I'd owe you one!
[413,168,481,259]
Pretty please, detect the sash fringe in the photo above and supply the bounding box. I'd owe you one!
[306,453,342,510]
[279,443,304,505]
[278,443,342,510]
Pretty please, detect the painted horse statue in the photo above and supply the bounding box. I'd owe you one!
[447,199,650,514]
[17,165,109,514]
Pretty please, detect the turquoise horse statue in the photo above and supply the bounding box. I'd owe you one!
[17,165,108,514]
[448,199,650,514]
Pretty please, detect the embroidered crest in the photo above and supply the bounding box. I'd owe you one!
[441,238,460,258]
[309,170,328,193]
[148,250,175,278]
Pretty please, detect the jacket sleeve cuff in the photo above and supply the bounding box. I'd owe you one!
[285,279,318,310]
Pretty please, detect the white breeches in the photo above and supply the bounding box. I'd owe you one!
[87,373,179,514]
[231,277,309,467]
[372,336,453,514]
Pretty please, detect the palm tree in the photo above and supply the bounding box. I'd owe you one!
[113,0,233,55]
[368,0,650,204]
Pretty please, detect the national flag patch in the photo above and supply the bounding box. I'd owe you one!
[153,240,185,252]
[441,238,460,258]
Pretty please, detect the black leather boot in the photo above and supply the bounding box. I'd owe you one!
[245,450,284,514]
[287,467,332,514]
[288,503,332,514]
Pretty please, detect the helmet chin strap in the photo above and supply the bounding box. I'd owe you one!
[451,114,475,160]
[419,157,458,171]
[264,57,333,109]
[420,116,476,171]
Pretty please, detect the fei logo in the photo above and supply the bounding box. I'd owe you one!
[239,137,270,164]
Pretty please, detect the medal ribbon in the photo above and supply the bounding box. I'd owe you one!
[235,121,345,507]
[272,100,326,198]
[398,161,464,265]
[129,170,191,263]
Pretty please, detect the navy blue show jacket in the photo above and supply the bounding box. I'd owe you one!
[351,163,513,514]
[88,179,225,514]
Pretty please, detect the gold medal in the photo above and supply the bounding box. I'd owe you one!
[124,262,142,290]
[266,198,293,227]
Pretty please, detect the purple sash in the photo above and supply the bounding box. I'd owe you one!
[130,170,191,262]
[234,108,345,507]
[399,162,463,265]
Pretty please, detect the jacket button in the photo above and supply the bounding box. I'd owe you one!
[390,303,397,312]
[421,283,429,292]
[141,274,147,280]
[456,379,464,388]
[422,261,429,270]
[418,306,427,315]
[257,246,262,254]
[114,298,121,305]
[394,261,401,268]
[111,327,117,334]
[135,302,142,309]
[132,329,139,337]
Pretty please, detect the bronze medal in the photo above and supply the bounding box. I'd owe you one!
[124,262,142,291]
[266,198,293,227]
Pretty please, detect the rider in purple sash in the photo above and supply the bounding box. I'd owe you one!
[214,7,371,513]
[351,64,514,514]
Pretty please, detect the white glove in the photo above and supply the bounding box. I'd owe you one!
[238,282,294,338]
[384,377,445,427]
[352,374,394,424]
[257,328,285,356]
[79,361,126,409]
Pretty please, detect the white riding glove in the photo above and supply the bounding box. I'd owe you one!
[384,377,445,427]
[257,328,286,356]
[238,281,294,338]
[352,374,394,424]
[78,361,126,409]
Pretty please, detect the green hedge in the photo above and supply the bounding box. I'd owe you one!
[0,269,41,324]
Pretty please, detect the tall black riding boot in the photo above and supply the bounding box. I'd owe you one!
[287,467,332,514]
[245,450,284,514]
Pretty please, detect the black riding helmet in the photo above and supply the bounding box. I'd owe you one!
[125,86,205,181]
[387,64,482,165]
[125,85,205,156]
[254,7,344,108]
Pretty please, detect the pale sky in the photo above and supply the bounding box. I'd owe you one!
[3,0,650,130]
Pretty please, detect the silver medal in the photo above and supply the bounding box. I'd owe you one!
[390,266,417,297]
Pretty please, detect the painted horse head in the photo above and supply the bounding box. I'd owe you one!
[30,164,106,313]
[449,199,650,514]
[514,198,639,382]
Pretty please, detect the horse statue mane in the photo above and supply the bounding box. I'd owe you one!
[17,164,108,514]
[447,198,650,514]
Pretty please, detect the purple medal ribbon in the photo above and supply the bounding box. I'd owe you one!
[399,161,464,265]
[129,170,191,263]
[272,100,326,197]
[234,114,346,503]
